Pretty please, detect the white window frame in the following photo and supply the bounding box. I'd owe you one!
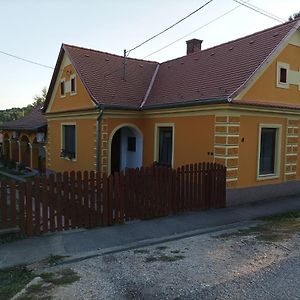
[276,62,289,89]
[60,78,66,98]
[60,122,77,161]
[70,74,77,95]
[154,123,175,167]
[257,124,282,180]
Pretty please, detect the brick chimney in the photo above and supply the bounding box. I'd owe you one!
[186,39,203,55]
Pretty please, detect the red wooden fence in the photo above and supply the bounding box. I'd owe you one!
[0,163,226,235]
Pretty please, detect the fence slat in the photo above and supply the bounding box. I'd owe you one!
[33,177,40,235]
[19,182,26,233]
[49,174,55,232]
[90,171,96,228]
[10,181,16,228]
[42,176,48,234]
[26,181,33,236]
[56,173,63,231]
[1,182,7,228]
[83,171,89,228]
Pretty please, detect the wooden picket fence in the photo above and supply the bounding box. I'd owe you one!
[0,163,226,236]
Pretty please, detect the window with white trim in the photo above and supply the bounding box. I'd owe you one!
[276,62,289,89]
[61,125,76,159]
[70,75,76,95]
[158,127,173,166]
[258,125,281,178]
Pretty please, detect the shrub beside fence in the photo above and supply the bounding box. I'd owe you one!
[0,163,226,236]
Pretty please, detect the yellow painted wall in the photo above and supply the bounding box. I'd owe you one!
[106,114,215,169]
[238,115,286,188]
[48,63,95,113]
[241,44,300,104]
[47,118,96,172]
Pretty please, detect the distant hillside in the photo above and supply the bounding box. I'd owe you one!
[0,106,33,124]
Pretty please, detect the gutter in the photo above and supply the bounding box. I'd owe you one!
[96,105,104,172]
[141,97,229,110]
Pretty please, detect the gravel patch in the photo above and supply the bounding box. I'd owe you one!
[49,226,300,300]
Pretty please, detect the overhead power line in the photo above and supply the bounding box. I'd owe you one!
[233,0,286,23]
[142,1,250,59]
[0,49,54,69]
[126,0,214,55]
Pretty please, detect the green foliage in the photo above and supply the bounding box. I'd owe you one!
[289,11,300,21]
[0,87,47,124]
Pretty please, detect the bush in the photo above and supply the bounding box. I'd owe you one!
[7,160,16,169]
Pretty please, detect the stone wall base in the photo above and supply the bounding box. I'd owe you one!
[227,180,300,206]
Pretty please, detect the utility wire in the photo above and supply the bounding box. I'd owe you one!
[233,0,286,23]
[126,0,214,55]
[142,1,249,59]
[0,49,54,69]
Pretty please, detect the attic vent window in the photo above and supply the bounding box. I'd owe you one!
[279,67,287,83]
[229,47,233,50]
[249,40,255,44]
[84,54,90,57]
[105,58,110,61]
[70,74,76,95]
[60,79,65,98]
[276,62,289,89]
[139,64,144,68]
[210,52,215,56]
[273,32,279,37]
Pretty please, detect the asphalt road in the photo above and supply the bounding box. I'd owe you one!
[180,253,300,300]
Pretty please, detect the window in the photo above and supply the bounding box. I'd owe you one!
[127,137,136,152]
[61,125,76,159]
[60,80,65,97]
[158,127,173,166]
[276,62,289,89]
[279,68,287,84]
[258,125,281,178]
[70,75,76,94]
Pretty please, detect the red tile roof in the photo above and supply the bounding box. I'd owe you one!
[44,19,300,112]
[145,19,299,108]
[64,45,158,108]
[0,105,46,131]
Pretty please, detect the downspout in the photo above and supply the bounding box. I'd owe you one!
[96,105,104,172]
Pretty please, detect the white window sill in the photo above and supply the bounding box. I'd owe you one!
[60,156,77,162]
[257,173,279,181]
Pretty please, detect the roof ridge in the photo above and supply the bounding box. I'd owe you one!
[161,19,299,64]
[63,43,159,64]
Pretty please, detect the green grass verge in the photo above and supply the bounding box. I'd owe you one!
[218,210,300,243]
[0,265,34,300]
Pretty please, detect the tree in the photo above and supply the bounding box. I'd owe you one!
[32,86,47,107]
[289,11,300,21]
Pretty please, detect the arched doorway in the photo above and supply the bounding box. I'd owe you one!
[3,133,10,160]
[20,135,30,167]
[110,125,143,174]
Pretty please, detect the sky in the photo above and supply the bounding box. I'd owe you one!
[0,0,299,109]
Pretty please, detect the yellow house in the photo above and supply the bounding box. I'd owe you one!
[43,19,300,204]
